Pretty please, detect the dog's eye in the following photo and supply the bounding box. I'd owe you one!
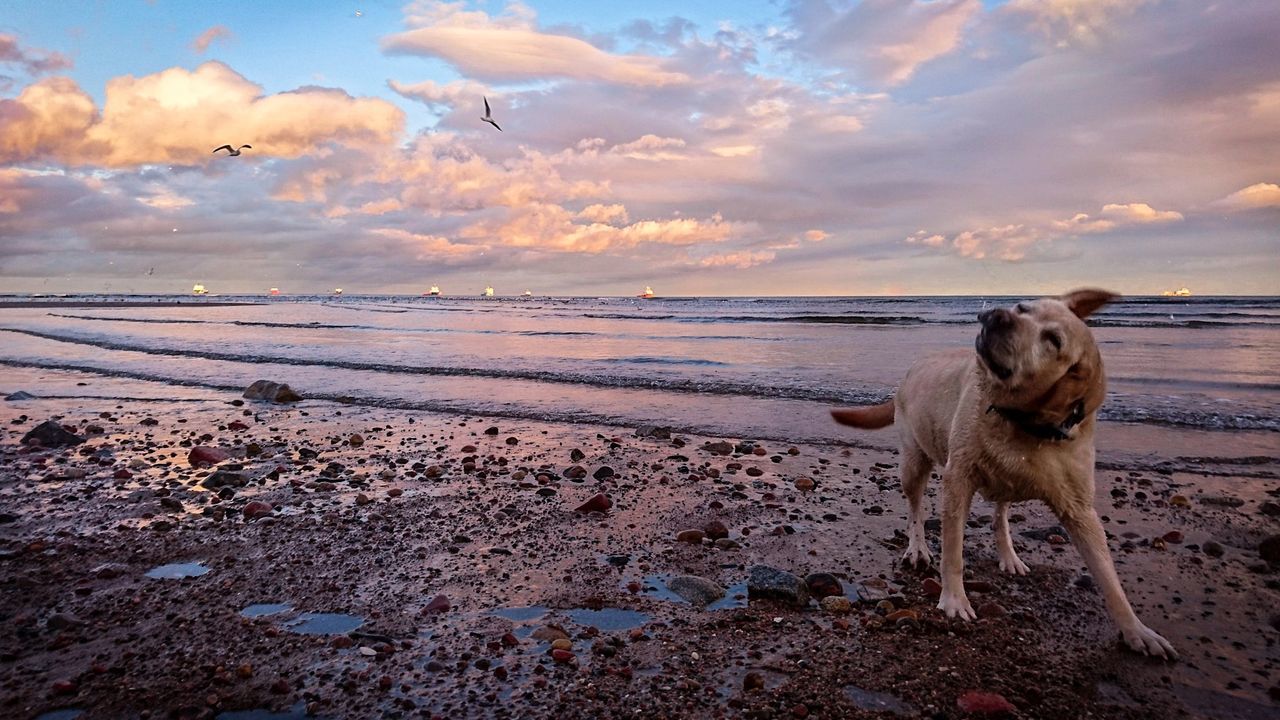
[1042,330,1062,350]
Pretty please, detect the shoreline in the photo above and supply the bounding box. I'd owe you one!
[1,372,1276,719]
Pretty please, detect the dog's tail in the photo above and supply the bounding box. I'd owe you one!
[830,400,895,429]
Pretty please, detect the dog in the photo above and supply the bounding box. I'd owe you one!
[831,289,1175,659]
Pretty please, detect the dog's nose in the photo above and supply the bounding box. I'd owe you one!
[978,308,1013,329]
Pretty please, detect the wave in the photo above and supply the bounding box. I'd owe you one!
[2,327,1275,432]
[599,356,731,367]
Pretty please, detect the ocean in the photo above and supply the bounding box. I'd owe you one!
[1,294,1277,448]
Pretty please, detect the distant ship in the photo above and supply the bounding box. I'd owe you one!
[333,288,343,296]
[482,285,494,297]
[522,289,532,297]
[426,286,441,297]
[192,283,207,295]
[1161,287,1192,297]
[638,286,655,299]
[269,288,280,296]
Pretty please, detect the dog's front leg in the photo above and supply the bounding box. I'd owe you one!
[1059,509,1177,659]
[937,475,976,620]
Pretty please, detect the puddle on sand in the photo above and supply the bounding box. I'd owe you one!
[240,603,293,618]
[489,606,652,633]
[631,574,749,611]
[845,685,918,716]
[35,710,84,720]
[284,613,364,635]
[145,562,210,579]
[216,702,311,719]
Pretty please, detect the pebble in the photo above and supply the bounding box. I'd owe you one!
[21,420,85,447]
[592,466,615,480]
[921,578,943,598]
[242,501,273,520]
[676,529,705,544]
[794,477,815,491]
[820,596,852,614]
[667,575,725,606]
[743,672,765,691]
[1162,530,1184,544]
[348,434,363,447]
[956,690,1016,714]
[551,649,574,663]
[704,520,729,540]
[422,594,451,614]
[1202,540,1225,558]
[573,493,612,513]
[1260,535,1280,564]
[977,601,1007,619]
[188,446,230,468]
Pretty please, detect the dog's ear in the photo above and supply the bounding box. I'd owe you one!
[1060,288,1119,319]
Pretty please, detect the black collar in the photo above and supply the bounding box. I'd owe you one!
[987,400,1086,442]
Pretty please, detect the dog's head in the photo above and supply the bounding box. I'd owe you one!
[974,288,1117,428]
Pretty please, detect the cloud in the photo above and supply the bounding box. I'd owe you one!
[1006,0,1157,45]
[784,0,980,86]
[382,1,688,86]
[191,25,233,54]
[459,203,738,254]
[910,201,1184,261]
[387,78,489,112]
[0,62,403,167]
[697,250,777,269]
[1215,182,1280,210]
[0,33,72,75]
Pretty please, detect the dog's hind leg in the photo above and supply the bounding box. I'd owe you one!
[993,502,1030,575]
[900,442,934,568]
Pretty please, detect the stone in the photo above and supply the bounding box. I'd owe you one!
[188,446,230,468]
[21,420,84,447]
[703,441,734,456]
[676,529,705,544]
[423,595,451,614]
[242,501,273,520]
[485,426,500,435]
[635,425,672,439]
[242,380,302,403]
[743,672,765,692]
[956,691,1016,715]
[714,538,741,550]
[5,391,36,401]
[921,578,943,598]
[348,434,364,447]
[1202,541,1225,558]
[804,573,843,599]
[564,465,588,480]
[532,625,569,642]
[667,575,725,606]
[794,477,815,492]
[747,565,809,606]
[704,520,729,540]
[1162,530,1184,544]
[592,466,615,481]
[570,449,586,462]
[1261,501,1280,517]
[551,649,574,663]
[574,493,612,514]
[200,470,248,489]
[820,596,852,614]
[977,601,1007,619]
[227,420,249,432]
[1260,535,1280,564]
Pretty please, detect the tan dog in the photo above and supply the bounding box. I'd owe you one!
[832,289,1175,659]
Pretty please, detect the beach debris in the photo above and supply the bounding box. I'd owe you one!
[21,420,85,447]
[956,690,1016,715]
[573,493,612,513]
[480,96,502,131]
[747,565,810,606]
[667,575,725,606]
[804,573,843,599]
[5,391,36,401]
[242,380,302,403]
[188,446,230,468]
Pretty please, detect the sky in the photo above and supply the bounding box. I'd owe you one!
[0,0,1277,296]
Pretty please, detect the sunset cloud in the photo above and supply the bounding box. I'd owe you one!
[0,62,403,167]
[784,0,980,86]
[1006,0,1157,45]
[383,1,688,86]
[1215,182,1280,211]
[190,25,233,54]
[0,33,72,76]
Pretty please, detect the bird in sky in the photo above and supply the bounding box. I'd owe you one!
[212,144,252,156]
[480,97,502,132]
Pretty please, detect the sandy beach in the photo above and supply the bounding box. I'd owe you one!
[2,359,1277,720]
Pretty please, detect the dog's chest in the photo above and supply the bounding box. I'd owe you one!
[972,445,1077,503]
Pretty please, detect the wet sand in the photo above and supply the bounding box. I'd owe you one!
[1,369,1277,720]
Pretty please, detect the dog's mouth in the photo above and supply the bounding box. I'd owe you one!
[975,332,1014,381]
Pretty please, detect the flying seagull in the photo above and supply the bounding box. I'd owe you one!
[212,144,252,156]
[480,97,502,132]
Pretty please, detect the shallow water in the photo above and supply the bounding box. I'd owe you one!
[283,613,364,635]
[144,562,210,579]
[1,295,1276,444]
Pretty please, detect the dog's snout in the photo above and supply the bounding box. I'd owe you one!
[978,307,1013,329]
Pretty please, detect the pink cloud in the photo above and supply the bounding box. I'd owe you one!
[0,33,72,75]
[0,62,403,167]
[190,25,233,54]
[1215,182,1280,210]
[383,2,688,86]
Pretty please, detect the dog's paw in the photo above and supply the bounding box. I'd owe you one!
[936,592,976,621]
[1122,623,1178,661]
[998,553,1030,576]
[901,545,934,568]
